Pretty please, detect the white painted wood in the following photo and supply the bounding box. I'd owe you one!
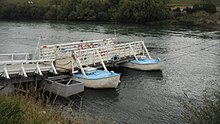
[73,52,87,77]
[72,74,120,89]
[36,62,43,75]
[96,49,108,72]
[39,38,116,60]
[129,43,140,63]
[141,41,152,59]
[0,59,57,78]
[20,63,27,77]
[50,61,58,74]
[3,64,9,79]
[0,53,30,61]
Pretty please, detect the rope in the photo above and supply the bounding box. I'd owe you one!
[150,40,209,56]
[55,61,72,66]
[169,40,208,53]
[33,37,42,59]
[163,42,220,62]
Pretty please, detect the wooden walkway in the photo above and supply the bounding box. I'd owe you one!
[0,38,152,78]
[0,53,57,79]
[40,39,152,75]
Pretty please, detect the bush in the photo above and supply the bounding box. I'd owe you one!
[202,4,216,13]
[193,4,217,13]
[0,0,171,23]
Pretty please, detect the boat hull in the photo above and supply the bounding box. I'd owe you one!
[121,62,162,71]
[72,74,120,89]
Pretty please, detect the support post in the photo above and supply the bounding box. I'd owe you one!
[129,43,140,62]
[96,49,108,72]
[73,52,87,77]
[25,54,28,60]
[36,61,43,75]
[50,61,58,74]
[35,75,37,91]
[20,63,27,77]
[11,55,14,61]
[3,64,10,79]
[141,41,152,59]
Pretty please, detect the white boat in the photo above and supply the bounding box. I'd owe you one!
[120,55,162,71]
[72,67,120,89]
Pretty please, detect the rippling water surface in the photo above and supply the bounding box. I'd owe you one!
[0,20,220,123]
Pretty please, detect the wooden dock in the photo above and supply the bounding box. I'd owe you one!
[0,38,154,96]
[40,40,152,74]
[0,53,57,79]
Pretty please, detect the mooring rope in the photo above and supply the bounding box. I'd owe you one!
[162,42,220,62]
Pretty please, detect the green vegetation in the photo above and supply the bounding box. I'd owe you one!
[0,83,85,124]
[176,11,220,25]
[0,0,219,25]
[171,0,220,5]
[0,94,68,124]
[0,0,171,23]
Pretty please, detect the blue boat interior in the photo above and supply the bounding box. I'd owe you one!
[73,69,120,80]
[130,57,160,64]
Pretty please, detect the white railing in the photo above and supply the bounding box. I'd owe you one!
[39,39,151,73]
[0,53,31,61]
[0,59,57,79]
[72,41,147,75]
[39,38,116,60]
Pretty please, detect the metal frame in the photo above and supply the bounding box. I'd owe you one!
[0,53,30,61]
[0,59,57,79]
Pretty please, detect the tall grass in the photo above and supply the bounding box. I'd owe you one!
[0,83,85,124]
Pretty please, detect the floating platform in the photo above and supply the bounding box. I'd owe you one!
[44,75,84,98]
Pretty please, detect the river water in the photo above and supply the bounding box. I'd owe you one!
[0,20,220,123]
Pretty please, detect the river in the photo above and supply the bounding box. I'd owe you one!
[0,20,220,123]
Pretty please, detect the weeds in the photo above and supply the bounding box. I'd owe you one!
[0,82,85,124]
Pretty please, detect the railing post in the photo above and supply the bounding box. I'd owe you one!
[25,54,28,60]
[20,62,27,77]
[96,49,108,72]
[11,55,14,61]
[50,61,58,74]
[3,64,10,79]
[129,43,140,62]
[141,41,152,59]
[73,52,87,77]
[36,61,43,75]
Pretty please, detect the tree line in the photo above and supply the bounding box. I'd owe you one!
[0,0,171,23]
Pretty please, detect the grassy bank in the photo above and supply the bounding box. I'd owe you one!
[0,94,67,124]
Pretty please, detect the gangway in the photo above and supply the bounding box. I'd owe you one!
[39,38,116,60]
[71,41,148,73]
[0,53,31,61]
[0,53,57,79]
[39,40,150,72]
